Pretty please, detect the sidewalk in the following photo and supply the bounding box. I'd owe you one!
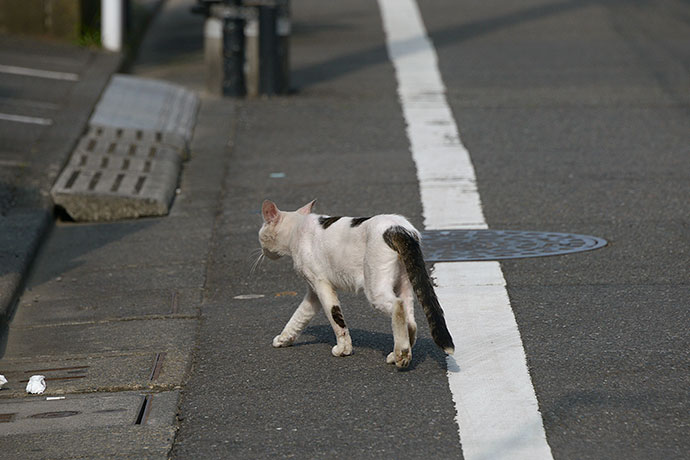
[0,1,218,457]
[7,0,460,458]
[0,36,121,328]
[0,0,165,328]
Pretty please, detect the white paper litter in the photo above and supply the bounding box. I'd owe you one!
[26,375,46,394]
[0,374,7,389]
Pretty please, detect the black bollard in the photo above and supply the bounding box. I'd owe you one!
[222,0,246,97]
[258,4,278,95]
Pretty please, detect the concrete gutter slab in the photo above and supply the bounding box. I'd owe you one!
[50,75,200,222]
[13,288,202,326]
[21,263,206,305]
[0,351,190,398]
[90,74,199,149]
[0,425,176,460]
[52,167,180,221]
[0,390,179,436]
[3,318,197,359]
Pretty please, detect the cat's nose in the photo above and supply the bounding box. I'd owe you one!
[263,249,281,260]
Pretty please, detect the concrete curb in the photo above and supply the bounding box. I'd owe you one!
[0,209,51,330]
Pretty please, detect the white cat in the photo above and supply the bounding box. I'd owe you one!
[258,200,454,368]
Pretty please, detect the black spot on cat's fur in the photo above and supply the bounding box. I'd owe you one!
[350,217,372,227]
[319,216,342,229]
[331,305,347,328]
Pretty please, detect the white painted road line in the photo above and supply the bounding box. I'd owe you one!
[0,64,79,81]
[0,112,53,126]
[378,1,554,459]
[0,96,60,111]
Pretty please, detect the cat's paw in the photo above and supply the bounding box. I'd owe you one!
[386,348,411,368]
[272,334,294,348]
[331,342,353,357]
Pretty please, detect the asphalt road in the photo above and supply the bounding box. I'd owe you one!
[418,1,689,458]
[154,0,687,458]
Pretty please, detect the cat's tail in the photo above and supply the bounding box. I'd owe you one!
[383,226,455,355]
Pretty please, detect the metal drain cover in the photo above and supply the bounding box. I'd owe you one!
[50,74,199,221]
[51,127,183,221]
[421,230,607,262]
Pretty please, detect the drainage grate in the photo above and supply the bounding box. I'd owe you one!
[51,129,183,222]
[50,74,199,222]
[84,124,189,159]
[421,230,607,262]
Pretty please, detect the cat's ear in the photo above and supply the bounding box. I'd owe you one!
[262,200,281,224]
[297,199,316,215]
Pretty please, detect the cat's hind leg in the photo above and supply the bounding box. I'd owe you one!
[312,280,353,357]
[366,264,412,368]
[273,287,320,348]
[399,275,417,348]
[369,291,411,368]
[385,299,412,368]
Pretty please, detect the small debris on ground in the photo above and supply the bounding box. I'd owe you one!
[26,375,46,394]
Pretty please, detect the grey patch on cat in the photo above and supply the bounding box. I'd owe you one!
[319,216,342,229]
[350,216,372,227]
[331,305,347,329]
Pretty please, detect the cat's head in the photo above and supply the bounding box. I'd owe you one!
[259,200,316,259]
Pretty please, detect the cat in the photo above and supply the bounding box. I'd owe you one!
[258,199,454,368]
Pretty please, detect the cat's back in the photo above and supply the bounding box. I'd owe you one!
[359,214,417,235]
[310,213,416,236]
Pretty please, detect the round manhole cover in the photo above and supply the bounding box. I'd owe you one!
[421,230,607,262]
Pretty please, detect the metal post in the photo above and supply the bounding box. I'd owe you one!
[222,1,246,97]
[101,0,124,51]
[204,17,224,95]
[244,9,260,97]
[276,0,290,94]
[258,4,278,95]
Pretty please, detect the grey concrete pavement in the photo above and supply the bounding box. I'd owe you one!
[1,1,220,457]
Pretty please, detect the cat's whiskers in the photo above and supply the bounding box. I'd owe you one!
[250,249,265,276]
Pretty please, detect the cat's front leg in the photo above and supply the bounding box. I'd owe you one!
[313,281,353,357]
[273,288,320,348]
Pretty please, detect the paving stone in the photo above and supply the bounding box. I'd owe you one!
[0,351,190,398]
[22,263,206,304]
[13,288,201,326]
[0,390,179,436]
[3,318,197,359]
[0,425,176,460]
[24,217,211,272]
